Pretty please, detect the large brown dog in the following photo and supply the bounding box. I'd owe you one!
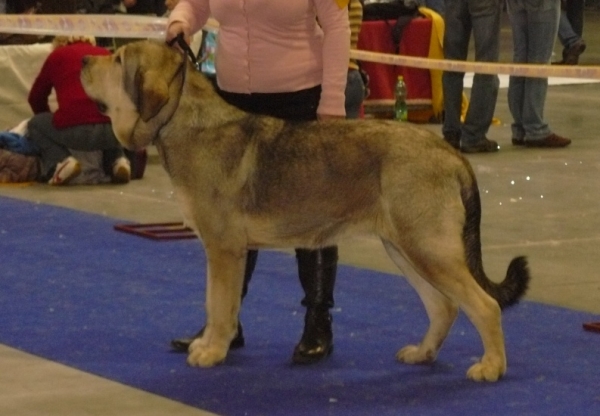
[81,40,530,382]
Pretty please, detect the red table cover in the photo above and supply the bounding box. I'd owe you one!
[357,17,433,106]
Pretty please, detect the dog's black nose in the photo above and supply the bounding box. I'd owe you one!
[82,56,90,67]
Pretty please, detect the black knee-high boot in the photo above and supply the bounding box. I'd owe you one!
[170,249,258,352]
[292,246,337,364]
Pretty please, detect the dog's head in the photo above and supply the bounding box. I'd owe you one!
[81,40,186,150]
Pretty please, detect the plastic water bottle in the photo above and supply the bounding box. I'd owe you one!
[394,75,408,122]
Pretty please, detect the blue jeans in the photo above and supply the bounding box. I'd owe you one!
[506,0,560,141]
[557,11,579,49]
[345,69,365,119]
[442,0,502,145]
[27,112,124,178]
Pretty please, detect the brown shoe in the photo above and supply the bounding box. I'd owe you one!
[524,133,571,148]
[562,39,586,65]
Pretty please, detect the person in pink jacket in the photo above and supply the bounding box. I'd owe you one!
[166,0,350,365]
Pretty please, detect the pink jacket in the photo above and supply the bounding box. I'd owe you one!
[168,0,350,117]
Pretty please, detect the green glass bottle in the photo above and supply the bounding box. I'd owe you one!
[394,75,408,122]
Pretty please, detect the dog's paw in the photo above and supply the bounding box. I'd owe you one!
[186,345,227,367]
[466,359,506,382]
[396,344,436,365]
[187,339,227,367]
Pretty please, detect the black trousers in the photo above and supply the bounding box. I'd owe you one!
[215,84,322,122]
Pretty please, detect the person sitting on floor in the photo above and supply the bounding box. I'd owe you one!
[26,35,131,185]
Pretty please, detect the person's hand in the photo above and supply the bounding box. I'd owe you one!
[165,21,191,47]
[165,0,179,11]
[318,114,344,121]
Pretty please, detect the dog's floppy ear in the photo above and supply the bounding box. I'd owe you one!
[122,42,185,122]
[136,69,171,122]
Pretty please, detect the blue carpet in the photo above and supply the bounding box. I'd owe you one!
[1,195,600,415]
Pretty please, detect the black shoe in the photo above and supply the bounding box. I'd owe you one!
[443,132,461,150]
[170,323,245,353]
[292,341,334,364]
[292,307,333,365]
[292,247,337,364]
[460,138,499,153]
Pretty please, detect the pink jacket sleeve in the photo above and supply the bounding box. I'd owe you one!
[167,0,211,39]
[313,0,350,117]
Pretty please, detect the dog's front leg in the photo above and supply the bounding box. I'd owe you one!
[187,246,246,367]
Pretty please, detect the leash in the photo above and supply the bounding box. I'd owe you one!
[166,33,201,71]
[151,34,191,176]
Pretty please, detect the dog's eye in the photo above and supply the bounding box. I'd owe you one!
[114,55,122,64]
[95,101,108,113]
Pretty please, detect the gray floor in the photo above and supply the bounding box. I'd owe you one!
[2,10,600,416]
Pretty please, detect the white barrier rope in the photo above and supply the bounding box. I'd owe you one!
[0,14,167,39]
[2,14,600,80]
[350,49,600,80]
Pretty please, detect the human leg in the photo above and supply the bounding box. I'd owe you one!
[565,0,584,37]
[89,124,130,183]
[60,123,129,183]
[26,113,73,179]
[506,2,528,143]
[459,0,501,152]
[441,0,470,148]
[557,10,585,64]
[28,117,126,172]
[557,10,579,48]
[507,4,570,147]
[520,6,559,142]
[292,246,338,364]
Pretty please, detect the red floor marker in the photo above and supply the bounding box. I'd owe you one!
[583,322,600,333]
[113,222,196,240]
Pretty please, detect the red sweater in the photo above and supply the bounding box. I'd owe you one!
[28,42,112,129]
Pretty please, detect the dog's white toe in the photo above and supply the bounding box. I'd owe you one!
[466,359,505,382]
[396,344,436,365]
[187,346,227,367]
[189,337,209,351]
[187,335,229,366]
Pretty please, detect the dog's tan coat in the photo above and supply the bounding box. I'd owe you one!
[81,40,530,382]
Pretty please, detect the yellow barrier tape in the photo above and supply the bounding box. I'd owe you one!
[2,14,600,80]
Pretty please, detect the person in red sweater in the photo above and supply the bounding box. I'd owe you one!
[27,35,130,185]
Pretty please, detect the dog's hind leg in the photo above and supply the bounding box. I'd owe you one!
[395,240,506,382]
[453,284,505,382]
[187,245,246,367]
[382,240,459,365]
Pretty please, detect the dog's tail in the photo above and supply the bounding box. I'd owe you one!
[460,171,530,309]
